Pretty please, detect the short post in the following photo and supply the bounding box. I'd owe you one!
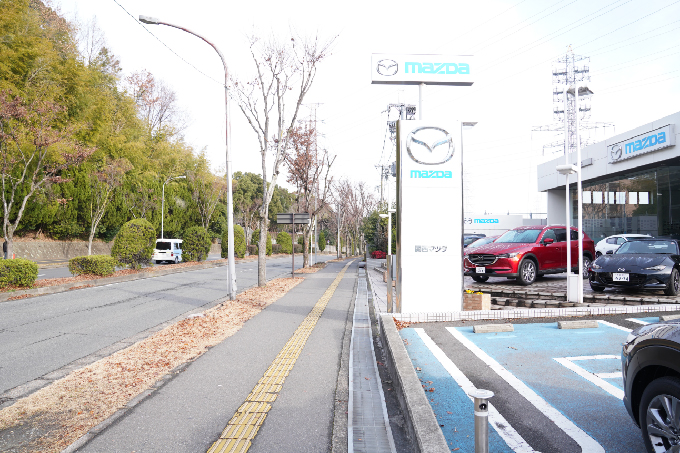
[468,389,494,453]
[291,223,295,279]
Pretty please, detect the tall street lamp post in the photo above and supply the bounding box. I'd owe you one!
[139,15,237,300]
[161,175,185,239]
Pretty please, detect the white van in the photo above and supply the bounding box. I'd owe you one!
[152,239,183,264]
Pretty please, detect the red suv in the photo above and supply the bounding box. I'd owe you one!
[463,225,595,285]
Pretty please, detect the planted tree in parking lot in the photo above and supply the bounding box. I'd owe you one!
[230,32,334,286]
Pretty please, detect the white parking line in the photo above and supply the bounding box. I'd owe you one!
[414,328,537,453]
[553,357,624,400]
[626,318,650,325]
[446,327,605,453]
[596,320,632,332]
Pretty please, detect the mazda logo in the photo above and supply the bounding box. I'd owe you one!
[376,59,398,76]
[406,126,455,165]
[611,145,622,161]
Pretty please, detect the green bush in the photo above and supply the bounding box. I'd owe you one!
[183,226,211,262]
[318,231,326,252]
[272,243,282,254]
[222,224,246,259]
[0,258,38,288]
[247,244,258,256]
[252,229,260,245]
[111,219,156,269]
[69,255,117,276]
[266,233,272,256]
[277,231,292,254]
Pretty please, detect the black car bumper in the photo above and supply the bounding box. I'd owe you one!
[589,269,672,289]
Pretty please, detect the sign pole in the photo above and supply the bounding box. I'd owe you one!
[419,83,425,120]
[291,222,295,279]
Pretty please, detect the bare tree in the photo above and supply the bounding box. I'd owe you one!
[231,32,334,286]
[286,124,335,267]
[189,170,228,230]
[0,91,93,257]
[335,179,375,257]
[126,70,187,136]
[88,158,131,254]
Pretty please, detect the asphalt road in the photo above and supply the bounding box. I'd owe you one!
[0,254,335,396]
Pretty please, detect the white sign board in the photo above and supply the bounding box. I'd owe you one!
[464,215,524,236]
[396,119,463,313]
[609,124,675,163]
[371,54,475,86]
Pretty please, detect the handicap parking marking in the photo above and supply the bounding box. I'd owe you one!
[412,328,537,453]
[449,322,645,453]
[400,328,516,453]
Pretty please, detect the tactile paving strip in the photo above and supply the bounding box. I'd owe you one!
[207,260,354,453]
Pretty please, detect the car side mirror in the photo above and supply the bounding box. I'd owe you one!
[606,250,614,254]
[543,238,554,245]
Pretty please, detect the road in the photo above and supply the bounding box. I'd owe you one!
[0,255,334,399]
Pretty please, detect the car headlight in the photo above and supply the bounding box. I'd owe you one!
[591,262,602,269]
[497,252,520,259]
[644,264,666,271]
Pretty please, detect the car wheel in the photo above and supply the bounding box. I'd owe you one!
[589,282,605,292]
[639,376,680,453]
[471,275,489,283]
[582,256,592,276]
[664,268,680,296]
[175,257,179,264]
[518,259,537,285]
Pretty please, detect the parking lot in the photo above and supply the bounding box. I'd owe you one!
[398,313,678,453]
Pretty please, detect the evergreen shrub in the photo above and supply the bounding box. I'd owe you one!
[247,244,258,256]
[183,226,211,262]
[277,231,292,254]
[111,219,156,269]
[266,233,272,256]
[222,225,246,259]
[318,232,326,252]
[69,255,117,276]
[0,258,38,288]
[272,244,282,254]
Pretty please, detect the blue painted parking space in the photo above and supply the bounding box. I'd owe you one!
[401,320,648,452]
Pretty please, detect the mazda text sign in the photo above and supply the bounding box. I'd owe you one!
[371,54,475,86]
[396,120,463,313]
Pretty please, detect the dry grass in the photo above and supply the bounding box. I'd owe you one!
[0,277,303,453]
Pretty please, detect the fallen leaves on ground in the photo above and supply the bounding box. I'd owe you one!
[393,318,412,331]
[0,277,303,453]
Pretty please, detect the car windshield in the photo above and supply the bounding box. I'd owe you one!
[156,241,172,250]
[616,240,678,254]
[468,237,495,249]
[464,236,481,246]
[496,229,541,243]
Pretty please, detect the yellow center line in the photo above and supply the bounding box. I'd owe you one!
[207,260,355,453]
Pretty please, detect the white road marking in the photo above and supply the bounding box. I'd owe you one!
[626,318,650,325]
[562,354,619,361]
[553,357,624,400]
[37,274,45,277]
[414,328,538,453]
[596,320,632,332]
[446,327,605,453]
[595,372,622,379]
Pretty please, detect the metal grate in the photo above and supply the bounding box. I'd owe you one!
[467,254,498,266]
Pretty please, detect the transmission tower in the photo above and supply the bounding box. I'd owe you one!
[385,103,416,143]
[532,48,614,155]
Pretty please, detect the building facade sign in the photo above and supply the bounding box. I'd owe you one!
[396,119,462,313]
[371,54,475,86]
[608,124,675,163]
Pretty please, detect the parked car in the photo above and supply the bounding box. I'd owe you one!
[464,233,486,248]
[152,239,183,264]
[463,235,499,256]
[595,234,652,257]
[622,318,680,452]
[463,225,595,285]
[589,238,680,295]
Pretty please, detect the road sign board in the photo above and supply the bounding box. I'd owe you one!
[277,213,310,225]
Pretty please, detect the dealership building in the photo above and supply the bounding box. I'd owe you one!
[538,110,679,243]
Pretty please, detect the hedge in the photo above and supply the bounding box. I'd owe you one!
[293,244,302,254]
[266,233,272,256]
[183,226,211,262]
[272,244,282,254]
[0,258,38,288]
[111,219,156,269]
[247,244,258,256]
[69,255,117,276]
[277,231,292,254]
[222,225,246,259]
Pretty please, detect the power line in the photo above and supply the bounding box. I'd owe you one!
[110,0,223,86]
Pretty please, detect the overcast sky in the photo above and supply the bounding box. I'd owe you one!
[55,0,680,216]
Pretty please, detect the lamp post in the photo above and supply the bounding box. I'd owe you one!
[140,15,237,300]
[161,175,185,239]
[557,164,578,302]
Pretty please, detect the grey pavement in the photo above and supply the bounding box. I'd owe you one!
[0,255,333,399]
[79,259,358,453]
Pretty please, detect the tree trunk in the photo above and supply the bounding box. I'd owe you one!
[302,224,311,268]
[88,231,95,255]
[257,217,268,286]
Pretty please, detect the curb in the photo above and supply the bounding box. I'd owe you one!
[0,260,231,303]
[378,313,449,453]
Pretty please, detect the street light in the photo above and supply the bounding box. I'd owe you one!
[140,15,237,300]
[161,175,185,239]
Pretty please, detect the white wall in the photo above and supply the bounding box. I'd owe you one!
[547,189,567,225]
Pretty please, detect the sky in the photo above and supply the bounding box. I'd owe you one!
[55,0,680,216]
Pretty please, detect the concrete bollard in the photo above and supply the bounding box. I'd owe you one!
[468,389,494,453]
